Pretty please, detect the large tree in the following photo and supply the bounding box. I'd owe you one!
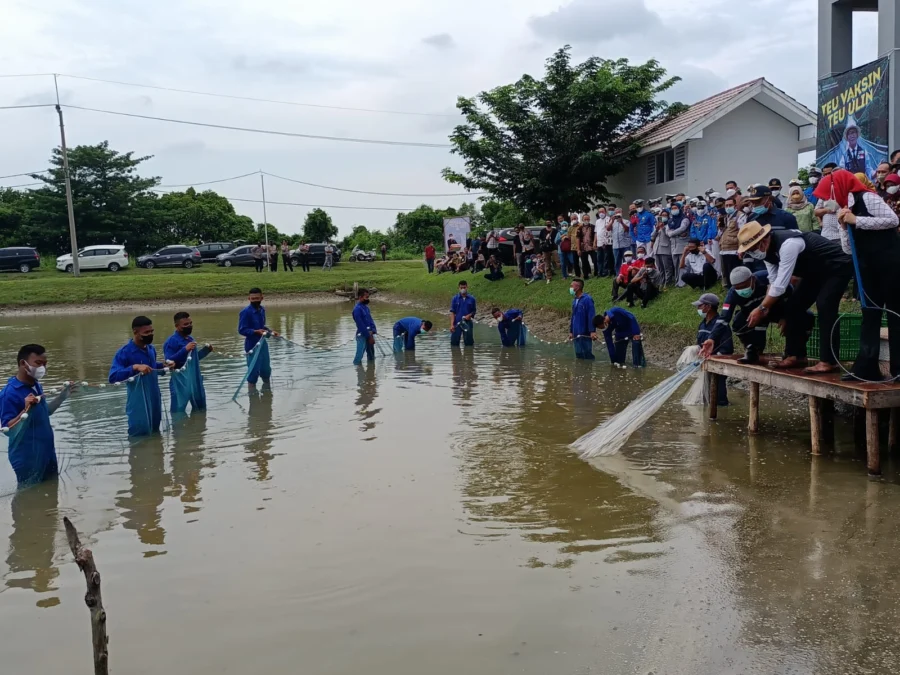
[392,205,445,250]
[443,46,683,215]
[302,208,337,242]
[155,188,255,244]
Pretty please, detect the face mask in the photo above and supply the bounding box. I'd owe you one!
[877,173,887,181]
[141,333,154,345]
[26,364,47,381]
[637,254,645,259]
[181,325,193,336]
[361,298,370,305]
[752,205,767,216]
[697,309,707,317]
[888,186,900,195]
[661,216,669,222]
[725,207,735,215]
[809,176,819,185]
[599,212,606,218]
[736,287,754,298]
[671,209,680,216]
[745,249,766,261]
[459,289,467,295]
[742,206,752,214]
[569,287,576,296]
[771,190,780,197]
[251,301,262,309]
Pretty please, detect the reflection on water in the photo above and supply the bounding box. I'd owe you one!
[1,303,900,673]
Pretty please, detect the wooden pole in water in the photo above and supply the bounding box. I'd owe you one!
[708,373,718,421]
[748,382,760,434]
[889,408,899,454]
[866,409,881,479]
[809,396,823,456]
[63,517,109,675]
[352,282,359,300]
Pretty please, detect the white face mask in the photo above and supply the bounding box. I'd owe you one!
[771,190,781,197]
[745,249,766,261]
[809,176,820,185]
[636,207,644,212]
[27,364,47,380]
[888,186,900,195]
[637,253,645,259]
[742,206,752,214]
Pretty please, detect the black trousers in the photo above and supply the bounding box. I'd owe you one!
[270,254,278,271]
[282,254,293,271]
[299,255,310,272]
[851,229,900,378]
[720,255,743,289]
[571,252,582,277]
[682,263,718,289]
[624,282,658,307]
[782,267,852,364]
[254,258,264,272]
[579,250,593,278]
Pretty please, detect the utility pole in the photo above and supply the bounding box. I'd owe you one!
[260,172,270,265]
[54,74,80,277]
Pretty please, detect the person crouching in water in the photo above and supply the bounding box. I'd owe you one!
[392,317,432,351]
[594,308,645,367]
[492,307,526,347]
[695,293,733,406]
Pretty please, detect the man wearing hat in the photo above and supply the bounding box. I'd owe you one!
[633,199,656,255]
[744,184,797,231]
[695,292,733,406]
[738,221,852,373]
[768,178,784,209]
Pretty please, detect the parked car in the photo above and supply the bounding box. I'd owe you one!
[138,246,202,269]
[496,226,546,266]
[0,247,40,273]
[216,244,257,267]
[289,243,342,267]
[56,245,129,273]
[196,242,237,262]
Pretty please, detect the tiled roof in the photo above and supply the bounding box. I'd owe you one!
[634,78,765,147]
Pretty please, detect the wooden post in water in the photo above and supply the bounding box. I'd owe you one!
[822,399,835,446]
[748,382,760,434]
[889,408,899,454]
[708,373,718,421]
[63,517,109,675]
[809,396,824,456]
[866,409,881,478]
[352,282,359,300]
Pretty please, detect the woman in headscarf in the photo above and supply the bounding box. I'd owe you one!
[814,169,900,381]
[784,185,816,232]
[855,172,876,191]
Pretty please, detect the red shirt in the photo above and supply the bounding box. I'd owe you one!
[425,245,436,260]
[618,259,644,277]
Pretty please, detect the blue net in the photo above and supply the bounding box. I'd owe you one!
[125,372,163,437]
[168,347,209,414]
[231,337,271,400]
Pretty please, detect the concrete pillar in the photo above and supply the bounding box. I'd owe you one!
[819,0,854,79]
[879,0,900,153]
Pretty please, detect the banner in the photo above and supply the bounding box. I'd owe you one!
[443,217,471,252]
[816,56,890,176]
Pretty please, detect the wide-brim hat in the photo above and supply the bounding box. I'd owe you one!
[737,222,771,253]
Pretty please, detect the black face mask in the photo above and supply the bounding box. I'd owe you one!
[181,325,193,336]
[361,299,370,305]
[140,333,154,345]
[251,301,262,309]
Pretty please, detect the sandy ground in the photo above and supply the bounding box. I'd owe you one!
[0,292,347,317]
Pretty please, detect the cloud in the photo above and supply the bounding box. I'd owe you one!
[529,0,661,43]
[422,33,455,49]
[229,52,396,81]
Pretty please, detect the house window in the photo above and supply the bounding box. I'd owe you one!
[646,144,687,186]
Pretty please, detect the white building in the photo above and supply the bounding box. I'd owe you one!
[605,78,816,206]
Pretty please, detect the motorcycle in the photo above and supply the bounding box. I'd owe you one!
[349,246,377,262]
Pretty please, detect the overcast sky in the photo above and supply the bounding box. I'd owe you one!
[0,0,880,236]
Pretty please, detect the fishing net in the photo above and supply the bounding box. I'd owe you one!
[572,359,702,459]
[168,347,209,413]
[677,346,710,406]
[125,373,163,437]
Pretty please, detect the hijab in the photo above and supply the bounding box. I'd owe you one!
[813,169,873,208]
[855,172,876,190]
[785,185,808,211]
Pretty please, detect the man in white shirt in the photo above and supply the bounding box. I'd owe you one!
[679,239,718,289]
[595,208,612,277]
[739,222,852,374]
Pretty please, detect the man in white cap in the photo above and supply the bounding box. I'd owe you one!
[738,221,852,374]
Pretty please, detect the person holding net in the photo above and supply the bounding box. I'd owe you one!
[164,311,214,414]
[0,344,74,487]
[392,317,433,352]
[594,308,645,367]
[492,307,527,347]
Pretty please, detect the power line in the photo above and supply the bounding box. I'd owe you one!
[1,182,43,188]
[0,103,56,110]
[151,189,413,211]
[61,104,453,149]
[158,171,260,188]
[0,73,54,79]
[262,171,483,197]
[57,73,459,119]
[0,171,47,180]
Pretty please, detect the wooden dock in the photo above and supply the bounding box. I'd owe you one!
[704,356,900,478]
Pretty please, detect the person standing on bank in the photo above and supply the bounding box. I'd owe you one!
[569,278,596,360]
[268,242,278,272]
[539,220,556,282]
[785,185,817,232]
[298,243,311,272]
[450,280,476,347]
[744,184,798,230]
[595,207,613,277]
[816,170,900,381]
[352,288,377,365]
[739,222,853,374]
[666,202,690,287]
[633,199,655,259]
[380,242,387,262]
[424,241,436,274]
[696,293,733,406]
[252,242,265,273]
[281,241,293,272]
[767,178,784,209]
[650,209,673,286]
[610,207,633,272]
[579,214,595,279]
[804,167,822,203]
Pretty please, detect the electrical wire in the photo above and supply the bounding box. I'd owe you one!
[0,171,48,180]
[61,104,452,148]
[0,182,43,189]
[157,171,260,188]
[56,73,459,119]
[261,171,484,197]
[149,188,414,211]
[0,103,56,110]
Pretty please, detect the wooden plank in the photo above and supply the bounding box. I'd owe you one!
[866,409,881,477]
[748,382,760,434]
[890,408,899,454]
[809,396,823,456]
[708,373,718,421]
[63,517,109,675]
[704,358,900,409]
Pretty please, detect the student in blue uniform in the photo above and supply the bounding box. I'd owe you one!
[392,317,432,351]
[695,293,733,406]
[164,311,213,412]
[450,280,476,347]
[109,316,171,436]
[569,278,596,359]
[0,344,72,486]
[238,288,278,388]
[352,288,377,364]
[594,307,645,367]
[491,307,526,347]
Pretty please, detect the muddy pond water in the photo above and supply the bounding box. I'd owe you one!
[2,302,900,674]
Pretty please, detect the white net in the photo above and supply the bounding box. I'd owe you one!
[678,346,709,406]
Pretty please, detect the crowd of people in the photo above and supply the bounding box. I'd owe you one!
[250,241,335,272]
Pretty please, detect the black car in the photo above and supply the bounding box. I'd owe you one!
[290,243,342,267]
[0,247,40,273]
[495,227,546,265]
[196,242,237,262]
[138,246,203,269]
[216,244,257,267]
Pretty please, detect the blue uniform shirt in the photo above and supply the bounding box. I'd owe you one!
[163,332,210,369]
[450,293,477,324]
[720,272,769,323]
[0,377,57,484]
[803,186,817,203]
[697,314,734,355]
[604,307,641,337]
[238,304,269,352]
[570,293,596,337]
[109,340,165,383]
[751,208,798,230]
[634,210,656,243]
[109,340,165,437]
[352,301,377,336]
[393,317,423,339]
[499,309,523,329]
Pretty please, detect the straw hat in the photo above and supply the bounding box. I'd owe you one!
[737,222,771,253]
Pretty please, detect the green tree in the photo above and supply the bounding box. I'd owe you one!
[480,200,528,236]
[797,163,816,187]
[28,141,161,254]
[443,46,682,215]
[302,208,337,242]
[155,188,255,244]
[0,188,31,248]
[392,205,445,250]
[255,221,283,244]
[341,224,386,252]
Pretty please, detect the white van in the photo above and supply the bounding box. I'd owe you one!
[56,245,129,273]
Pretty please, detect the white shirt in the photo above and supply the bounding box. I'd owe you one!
[683,251,707,275]
[764,237,805,298]
[815,199,841,241]
[839,192,900,254]
[595,216,610,247]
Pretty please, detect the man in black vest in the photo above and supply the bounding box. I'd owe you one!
[739,222,852,374]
